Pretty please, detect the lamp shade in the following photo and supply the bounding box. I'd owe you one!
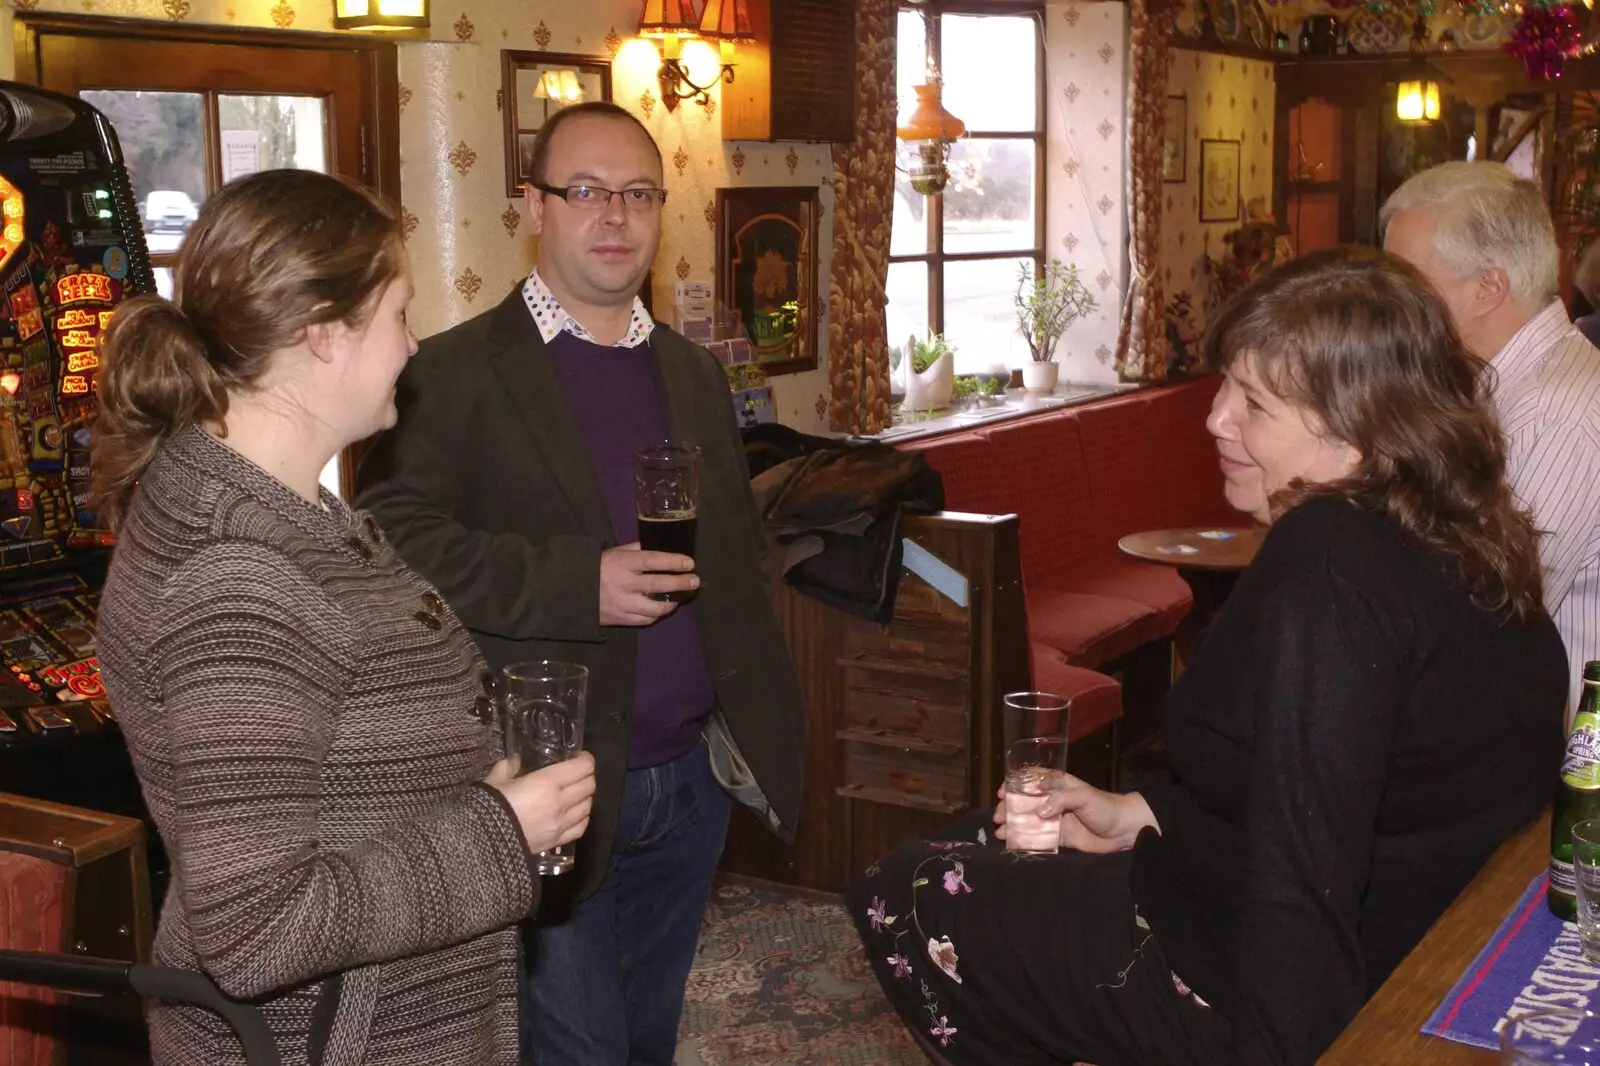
[897,82,967,142]
[333,0,427,30]
[639,0,701,37]
[1396,79,1441,122]
[699,0,754,41]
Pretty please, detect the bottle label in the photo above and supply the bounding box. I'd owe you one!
[1553,857,1578,897]
[1563,712,1600,789]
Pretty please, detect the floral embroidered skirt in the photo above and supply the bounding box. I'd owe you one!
[847,809,1229,1066]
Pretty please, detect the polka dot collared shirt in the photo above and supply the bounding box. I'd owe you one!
[521,268,655,349]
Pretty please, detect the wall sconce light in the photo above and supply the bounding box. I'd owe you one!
[897,78,967,196]
[332,0,427,30]
[1395,79,1441,122]
[638,0,747,112]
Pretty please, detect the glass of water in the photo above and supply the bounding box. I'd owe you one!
[501,660,588,876]
[1004,736,1068,853]
[1575,821,1600,961]
[1501,1007,1600,1063]
[1000,692,1072,855]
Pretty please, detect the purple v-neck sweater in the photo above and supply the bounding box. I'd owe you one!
[545,330,716,769]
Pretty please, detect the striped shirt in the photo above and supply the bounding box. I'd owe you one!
[1491,299,1600,716]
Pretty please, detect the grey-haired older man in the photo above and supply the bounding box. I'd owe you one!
[1384,160,1600,717]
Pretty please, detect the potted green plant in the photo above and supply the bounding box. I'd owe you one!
[902,333,956,412]
[1014,259,1096,393]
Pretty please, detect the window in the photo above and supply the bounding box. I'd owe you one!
[26,18,402,498]
[889,5,1044,376]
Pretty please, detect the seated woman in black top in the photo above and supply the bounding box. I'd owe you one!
[849,246,1567,1066]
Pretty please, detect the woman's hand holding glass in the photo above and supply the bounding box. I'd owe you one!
[993,773,1159,853]
[486,751,597,855]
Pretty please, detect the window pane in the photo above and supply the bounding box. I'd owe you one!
[943,140,1036,255]
[886,260,930,355]
[941,15,1038,133]
[154,266,175,300]
[218,95,329,182]
[896,10,929,125]
[80,90,204,257]
[942,257,1029,376]
[892,178,929,256]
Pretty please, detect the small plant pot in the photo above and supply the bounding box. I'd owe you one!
[904,351,955,412]
[1021,361,1060,393]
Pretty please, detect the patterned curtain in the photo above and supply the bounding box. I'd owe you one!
[826,0,895,434]
[1116,0,1182,382]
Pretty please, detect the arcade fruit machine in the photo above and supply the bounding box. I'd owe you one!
[0,82,162,880]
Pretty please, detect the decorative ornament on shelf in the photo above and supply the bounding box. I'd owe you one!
[1504,2,1584,79]
[1204,200,1292,313]
[1164,292,1205,380]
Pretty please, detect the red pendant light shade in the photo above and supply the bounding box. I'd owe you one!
[638,0,701,38]
[698,0,754,42]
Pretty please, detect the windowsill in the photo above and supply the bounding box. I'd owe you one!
[843,381,1139,444]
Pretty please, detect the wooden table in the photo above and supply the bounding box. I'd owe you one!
[1117,526,1266,571]
[1319,811,1549,1064]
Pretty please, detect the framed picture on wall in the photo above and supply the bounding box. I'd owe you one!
[1199,138,1241,223]
[502,50,611,198]
[714,186,821,377]
[1163,96,1186,183]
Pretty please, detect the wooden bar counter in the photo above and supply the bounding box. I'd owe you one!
[1319,811,1548,1064]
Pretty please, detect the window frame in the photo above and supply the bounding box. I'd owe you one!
[891,1,1047,344]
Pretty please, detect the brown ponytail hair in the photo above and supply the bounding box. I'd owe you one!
[95,169,404,527]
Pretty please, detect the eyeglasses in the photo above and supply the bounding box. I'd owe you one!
[530,183,668,212]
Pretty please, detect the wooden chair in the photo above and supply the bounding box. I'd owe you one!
[0,792,153,1066]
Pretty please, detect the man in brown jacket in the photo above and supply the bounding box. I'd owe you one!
[357,102,804,1064]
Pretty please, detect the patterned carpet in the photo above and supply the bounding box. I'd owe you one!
[676,878,927,1066]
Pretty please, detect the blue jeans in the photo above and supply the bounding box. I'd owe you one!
[520,740,733,1065]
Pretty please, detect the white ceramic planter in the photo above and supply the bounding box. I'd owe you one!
[903,351,954,411]
[1021,361,1060,393]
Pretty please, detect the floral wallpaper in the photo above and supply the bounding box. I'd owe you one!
[1044,0,1129,385]
[1159,47,1276,326]
[0,0,837,431]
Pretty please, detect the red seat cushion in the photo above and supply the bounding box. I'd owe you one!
[1027,585,1168,668]
[1076,379,1241,547]
[1028,643,1123,739]
[900,432,1007,516]
[984,413,1100,580]
[1052,554,1193,634]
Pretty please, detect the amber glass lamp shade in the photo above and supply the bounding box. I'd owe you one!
[699,0,753,60]
[332,0,427,30]
[1395,79,1441,122]
[639,0,701,38]
[898,83,967,195]
[897,82,967,143]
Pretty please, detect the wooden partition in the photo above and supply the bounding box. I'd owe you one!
[720,511,1031,891]
[0,792,153,1066]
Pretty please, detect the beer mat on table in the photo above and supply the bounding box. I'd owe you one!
[1422,872,1594,1049]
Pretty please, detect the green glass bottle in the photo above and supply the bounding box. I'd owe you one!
[1550,661,1600,920]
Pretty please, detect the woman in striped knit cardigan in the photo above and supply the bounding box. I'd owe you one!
[91,169,596,1066]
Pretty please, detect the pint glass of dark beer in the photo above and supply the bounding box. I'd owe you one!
[633,442,699,602]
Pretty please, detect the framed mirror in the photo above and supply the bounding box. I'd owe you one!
[502,50,611,198]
